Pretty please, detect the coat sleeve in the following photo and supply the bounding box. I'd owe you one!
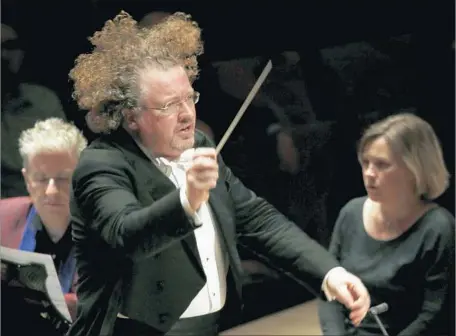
[220,157,340,295]
[397,217,455,336]
[318,207,349,335]
[71,149,199,261]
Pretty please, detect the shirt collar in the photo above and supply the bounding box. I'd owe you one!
[132,136,194,171]
[31,207,72,244]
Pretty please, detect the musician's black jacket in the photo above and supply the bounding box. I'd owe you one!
[67,128,339,336]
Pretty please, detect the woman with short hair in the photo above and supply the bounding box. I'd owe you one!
[319,113,454,336]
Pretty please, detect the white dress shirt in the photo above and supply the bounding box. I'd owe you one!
[136,144,227,318]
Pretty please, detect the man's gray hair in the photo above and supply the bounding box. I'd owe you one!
[19,118,88,166]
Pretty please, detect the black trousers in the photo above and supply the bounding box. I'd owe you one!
[112,312,220,336]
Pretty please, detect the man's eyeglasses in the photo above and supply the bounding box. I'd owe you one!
[29,175,72,189]
[145,91,200,116]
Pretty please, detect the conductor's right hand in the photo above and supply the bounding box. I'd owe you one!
[185,147,219,212]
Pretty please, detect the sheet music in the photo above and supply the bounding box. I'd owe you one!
[0,246,72,322]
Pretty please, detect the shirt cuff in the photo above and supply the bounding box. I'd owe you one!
[322,266,346,301]
[179,187,203,227]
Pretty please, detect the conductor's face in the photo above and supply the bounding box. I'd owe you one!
[125,66,197,160]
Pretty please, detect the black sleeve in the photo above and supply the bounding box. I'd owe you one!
[71,149,198,261]
[397,216,455,336]
[220,157,340,294]
[318,205,349,335]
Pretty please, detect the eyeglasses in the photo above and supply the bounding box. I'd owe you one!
[29,175,72,189]
[145,91,200,116]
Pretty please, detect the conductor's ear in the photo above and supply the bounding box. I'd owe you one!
[123,109,139,131]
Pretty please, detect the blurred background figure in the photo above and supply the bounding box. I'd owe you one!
[1,23,67,198]
[138,10,171,27]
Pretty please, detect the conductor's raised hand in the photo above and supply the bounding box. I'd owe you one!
[185,147,219,212]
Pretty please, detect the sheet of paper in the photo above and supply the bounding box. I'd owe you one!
[0,246,72,322]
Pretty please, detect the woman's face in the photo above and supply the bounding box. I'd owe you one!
[360,137,416,203]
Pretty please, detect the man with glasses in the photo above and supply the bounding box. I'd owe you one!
[0,118,87,335]
[67,12,370,336]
